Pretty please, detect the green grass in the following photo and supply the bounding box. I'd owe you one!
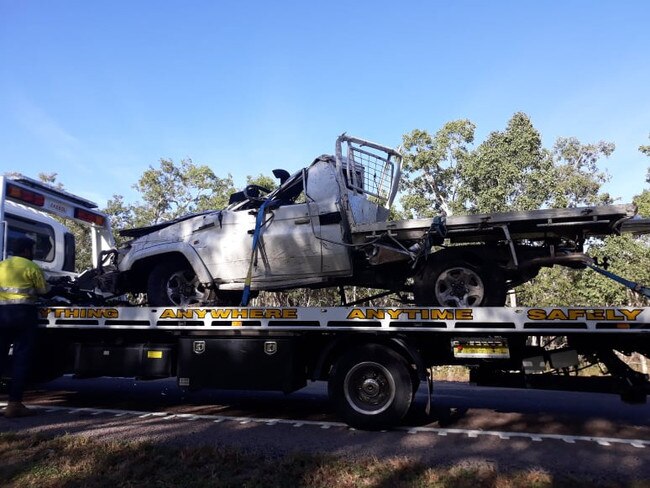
[1,432,646,488]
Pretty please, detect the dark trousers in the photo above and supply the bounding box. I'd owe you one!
[0,304,38,402]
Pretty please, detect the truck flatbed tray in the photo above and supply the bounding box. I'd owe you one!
[621,217,650,235]
[351,204,638,243]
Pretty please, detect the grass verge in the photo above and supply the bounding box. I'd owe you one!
[1,432,646,488]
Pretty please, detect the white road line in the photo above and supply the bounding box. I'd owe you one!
[4,403,649,449]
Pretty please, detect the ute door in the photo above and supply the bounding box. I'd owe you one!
[254,164,351,283]
[255,200,323,280]
[191,206,259,284]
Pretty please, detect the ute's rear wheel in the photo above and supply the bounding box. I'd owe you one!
[147,261,212,307]
[414,254,506,307]
[328,345,413,430]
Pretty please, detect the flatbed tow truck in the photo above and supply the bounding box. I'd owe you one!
[3,148,650,429]
[35,302,650,429]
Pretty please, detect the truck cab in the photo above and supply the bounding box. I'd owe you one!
[0,174,114,278]
[2,199,76,278]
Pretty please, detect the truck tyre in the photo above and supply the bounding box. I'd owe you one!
[147,261,212,307]
[328,344,413,430]
[413,255,506,307]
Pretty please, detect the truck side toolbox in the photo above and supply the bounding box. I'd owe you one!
[177,337,306,393]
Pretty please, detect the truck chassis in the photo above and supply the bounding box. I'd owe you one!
[32,304,650,429]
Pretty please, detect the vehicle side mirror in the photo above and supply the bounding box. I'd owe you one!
[273,169,290,184]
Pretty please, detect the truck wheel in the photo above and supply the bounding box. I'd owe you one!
[414,257,506,307]
[328,344,413,430]
[147,261,212,306]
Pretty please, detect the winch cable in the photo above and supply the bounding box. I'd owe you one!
[240,199,273,306]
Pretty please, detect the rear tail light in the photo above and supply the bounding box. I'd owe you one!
[6,183,45,206]
[74,208,106,226]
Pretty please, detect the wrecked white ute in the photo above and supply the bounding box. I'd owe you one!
[95,135,640,308]
[98,135,407,306]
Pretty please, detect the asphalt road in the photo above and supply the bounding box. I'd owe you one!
[2,377,650,482]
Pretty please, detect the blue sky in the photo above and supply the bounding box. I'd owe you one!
[1,1,649,209]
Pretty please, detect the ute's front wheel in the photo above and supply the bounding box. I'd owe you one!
[147,261,212,307]
[328,345,413,430]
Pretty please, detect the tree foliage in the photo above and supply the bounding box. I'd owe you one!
[130,158,235,226]
[635,189,650,217]
[400,113,612,217]
[639,133,650,158]
[400,120,475,217]
[459,113,551,213]
[548,137,612,207]
[100,159,236,248]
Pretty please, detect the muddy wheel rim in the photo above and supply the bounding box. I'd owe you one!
[434,267,485,307]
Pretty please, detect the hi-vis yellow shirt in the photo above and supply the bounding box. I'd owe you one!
[0,256,47,304]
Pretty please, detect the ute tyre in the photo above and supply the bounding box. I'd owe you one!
[413,257,506,307]
[147,261,211,307]
[328,345,413,430]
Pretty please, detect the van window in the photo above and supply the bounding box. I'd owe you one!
[5,213,55,262]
